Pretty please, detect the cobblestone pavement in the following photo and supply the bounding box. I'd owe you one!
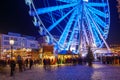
[0,62,120,80]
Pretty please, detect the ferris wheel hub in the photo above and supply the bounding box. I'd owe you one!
[83,0,88,2]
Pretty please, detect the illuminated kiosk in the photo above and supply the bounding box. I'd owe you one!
[25,0,111,56]
[42,44,56,64]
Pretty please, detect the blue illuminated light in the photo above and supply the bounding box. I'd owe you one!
[83,0,88,2]
[25,0,111,53]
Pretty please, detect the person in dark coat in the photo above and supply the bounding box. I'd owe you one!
[17,59,23,72]
[10,58,16,76]
[17,55,23,72]
[29,59,33,69]
[25,58,29,68]
[43,58,47,70]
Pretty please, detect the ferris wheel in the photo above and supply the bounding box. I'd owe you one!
[25,0,110,53]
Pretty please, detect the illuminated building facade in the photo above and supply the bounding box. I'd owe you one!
[0,32,39,58]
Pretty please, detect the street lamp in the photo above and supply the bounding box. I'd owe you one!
[9,39,14,58]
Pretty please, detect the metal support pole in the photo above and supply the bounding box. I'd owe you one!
[11,45,13,59]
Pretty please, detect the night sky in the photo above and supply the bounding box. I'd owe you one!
[0,0,39,37]
[0,0,120,45]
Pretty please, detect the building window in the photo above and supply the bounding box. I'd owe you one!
[14,38,18,41]
[30,44,35,47]
[14,42,18,46]
[4,41,9,45]
[4,37,9,40]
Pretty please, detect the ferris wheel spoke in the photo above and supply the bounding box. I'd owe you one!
[92,30,100,46]
[97,24,104,35]
[86,8,106,29]
[58,10,77,46]
[47,8,74,31]
[52,12,61,17]
[82,23,90,45]
[32,3,77,15]
[88,18,102,46]
[88,14,105,39]
[84,11,94,44]
[91,18,104,36]
[92,14,106,28]
[91,17,105,36]
[56,0,77,3]
[81,12,90,44]
[92,26,102,46]
[89,12,110,50]
[90,18,104,45]
[87,6,107,18]
[97,22,109,40]
[85,22,95,45]
[89,21,100,45]
[88,2,107,7]
[85,6,107,29]
[85,6,104,46]
[66,17,79,50]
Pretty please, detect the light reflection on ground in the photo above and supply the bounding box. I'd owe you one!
[92,63,106,69]
[1,62,120,80]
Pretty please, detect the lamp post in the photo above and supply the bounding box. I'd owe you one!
[9,38,15,76]
[9,39,14,59]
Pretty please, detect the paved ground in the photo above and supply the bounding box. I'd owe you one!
[0,62,120,80]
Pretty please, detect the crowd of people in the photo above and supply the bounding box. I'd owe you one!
[0,55,42,76]
[0,47,95,74]
[10,55,35,76]
[1,48,120,77]
[98,55,120,65]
